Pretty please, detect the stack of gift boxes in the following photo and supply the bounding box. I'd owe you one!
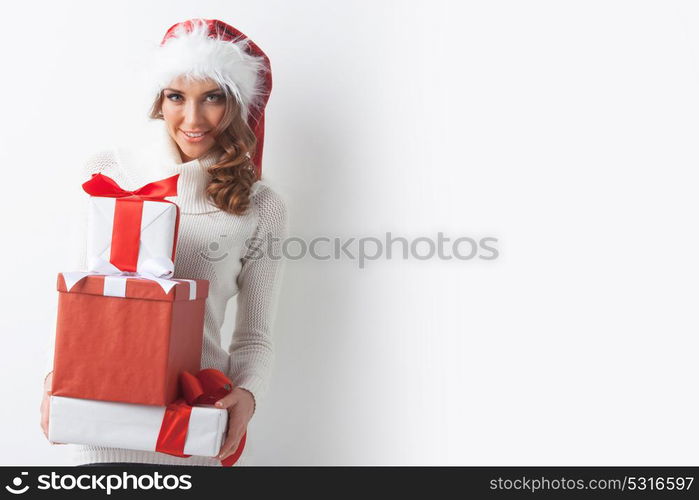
[48,172,244,466]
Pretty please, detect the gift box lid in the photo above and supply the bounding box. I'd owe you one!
[57,273,208,302]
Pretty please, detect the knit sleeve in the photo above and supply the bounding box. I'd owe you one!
[227,184,289,412]
[44,150,118,377]
[76,149,121,269]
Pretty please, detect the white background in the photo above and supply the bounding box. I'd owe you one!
[1,0,698,465]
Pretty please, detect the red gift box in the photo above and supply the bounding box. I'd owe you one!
[52,273,209,406]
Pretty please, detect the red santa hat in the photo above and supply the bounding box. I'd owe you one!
[150,18,272,179]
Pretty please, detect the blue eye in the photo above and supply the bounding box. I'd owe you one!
[164,93,223,103]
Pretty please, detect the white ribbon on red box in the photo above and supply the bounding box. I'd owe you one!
[61,259,198,299]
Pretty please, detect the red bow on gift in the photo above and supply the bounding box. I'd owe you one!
[82,173,180,272]
[155,369,247,467]
[82,172,180,199]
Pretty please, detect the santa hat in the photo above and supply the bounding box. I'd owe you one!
[149,18,272,179]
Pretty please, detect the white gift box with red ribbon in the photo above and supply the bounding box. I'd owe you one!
[48,396,228,458]
[87,197,179,277]
[82,173,180,277]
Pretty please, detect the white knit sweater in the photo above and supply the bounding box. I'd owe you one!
[47,122,288,466]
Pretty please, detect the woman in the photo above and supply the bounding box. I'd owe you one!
[39,18,288,466]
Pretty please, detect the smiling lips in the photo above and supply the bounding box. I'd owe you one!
[180,129,210,143]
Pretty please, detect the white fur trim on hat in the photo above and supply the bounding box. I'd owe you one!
[146,19,268,119]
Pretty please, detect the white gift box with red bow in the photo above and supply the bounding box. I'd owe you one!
[81,173,181,277]
[48,396,228,458]
[87,197,179,276]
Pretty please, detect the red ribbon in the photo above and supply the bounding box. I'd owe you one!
[155,369,247,467]
[82,173,180,272]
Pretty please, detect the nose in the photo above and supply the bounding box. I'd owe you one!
[182,100,206,129]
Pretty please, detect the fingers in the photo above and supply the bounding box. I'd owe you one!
[215,388,255,460]
[217,408,247,460]
[217,424,245,460]
[40,394,50,439]
[41,411,49,439]
[215,391,238,409]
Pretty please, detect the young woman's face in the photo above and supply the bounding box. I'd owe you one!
[161,75,227,162]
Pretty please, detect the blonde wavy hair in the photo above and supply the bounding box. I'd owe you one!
[148,83,258,216]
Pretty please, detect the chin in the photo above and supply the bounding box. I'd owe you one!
[178,141,211,159]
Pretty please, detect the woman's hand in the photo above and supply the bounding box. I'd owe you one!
[40,371,57,442]
[215,387,255,460]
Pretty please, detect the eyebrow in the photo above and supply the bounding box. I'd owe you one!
[164,88,222,95]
